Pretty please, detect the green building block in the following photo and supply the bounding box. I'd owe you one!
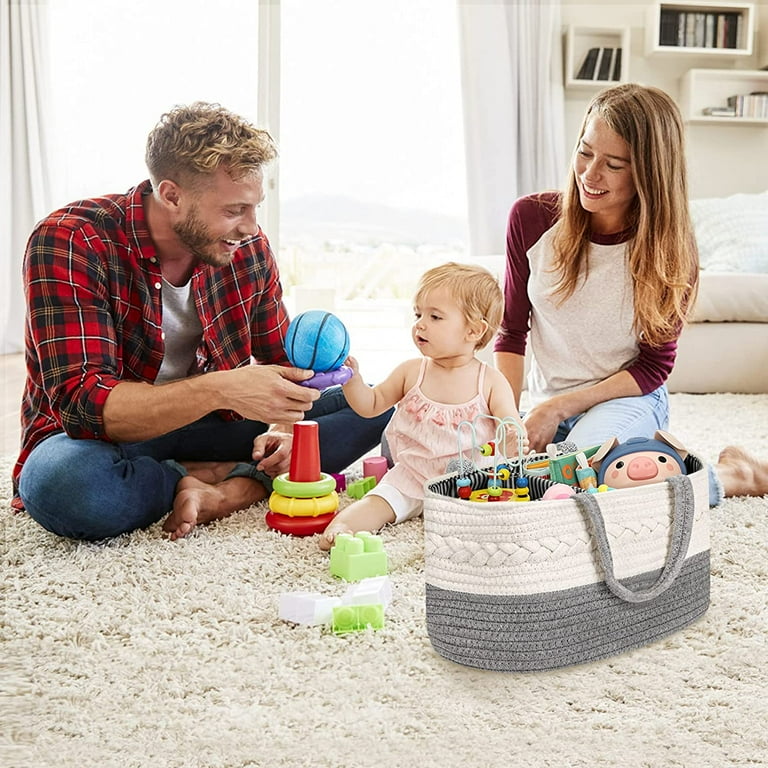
[329,531,388,581]
[331,603,385,634]
[347,476,377,499]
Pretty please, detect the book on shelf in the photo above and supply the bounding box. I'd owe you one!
[725,93,768,118]
[658,10,742,49]
[596,47,614,80]
[574,47,622,82]
[611,47,622,81]
[702,106,737,117]
[704,13,715,48]
[575,47,600,79]
[659,8,679,46]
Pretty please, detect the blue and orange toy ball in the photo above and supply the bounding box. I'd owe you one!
[284,310,351,373]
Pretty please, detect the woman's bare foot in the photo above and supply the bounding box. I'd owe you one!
[716,446,768,498]
[163,475,267,541]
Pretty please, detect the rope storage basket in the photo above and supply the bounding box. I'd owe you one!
[423,454,710,672]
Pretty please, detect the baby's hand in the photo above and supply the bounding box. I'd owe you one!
[343,355,360,375]
[318,520,354,551]
[504,424,529,457]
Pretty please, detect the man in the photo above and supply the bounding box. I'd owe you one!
[13,102,391,541]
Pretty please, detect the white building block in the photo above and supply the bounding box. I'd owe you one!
[341,576,392,609]
[278,592,342,626]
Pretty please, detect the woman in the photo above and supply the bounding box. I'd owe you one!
[494,83,767,505]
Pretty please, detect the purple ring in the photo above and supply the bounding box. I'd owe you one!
[300,365,354,389]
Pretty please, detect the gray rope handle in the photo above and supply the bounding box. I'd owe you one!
[573,474,696,604]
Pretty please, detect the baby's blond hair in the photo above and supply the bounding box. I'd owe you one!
[415,262,503,349]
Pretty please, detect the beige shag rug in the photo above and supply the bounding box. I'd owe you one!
[2,393,767,768]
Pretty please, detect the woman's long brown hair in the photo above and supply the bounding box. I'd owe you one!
[550,84,699,347]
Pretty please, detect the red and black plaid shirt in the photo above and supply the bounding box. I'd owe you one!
[13,180,290,496]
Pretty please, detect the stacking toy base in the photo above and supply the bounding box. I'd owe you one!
[265,510,336,536]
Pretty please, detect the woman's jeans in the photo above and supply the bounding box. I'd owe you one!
[19,386,393,541]
[548,385,722,507]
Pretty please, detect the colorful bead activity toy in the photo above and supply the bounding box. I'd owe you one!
[284,310,353,389]
[266,420,339,536]
[453,414,527,502]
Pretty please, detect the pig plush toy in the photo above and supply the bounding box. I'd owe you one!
[590,430,688,489]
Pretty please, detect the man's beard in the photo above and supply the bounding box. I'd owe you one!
[172,206,233,267]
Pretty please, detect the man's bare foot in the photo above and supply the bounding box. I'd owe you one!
[179,461,239,485]
[162,475,267,541]
[716,446,768,498]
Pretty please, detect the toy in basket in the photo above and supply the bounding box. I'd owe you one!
[423,423,711,672]
[449,414,567,504]
[452,415,527,503]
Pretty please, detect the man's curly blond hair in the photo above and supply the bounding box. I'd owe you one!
[145,102,278,188]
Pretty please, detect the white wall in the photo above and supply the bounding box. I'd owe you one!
[560,0,768,199]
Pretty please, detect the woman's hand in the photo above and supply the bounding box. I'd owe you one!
[522,399,567,453]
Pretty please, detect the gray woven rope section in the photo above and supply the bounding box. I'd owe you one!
[574,473,696,603]
[425,549,710,672]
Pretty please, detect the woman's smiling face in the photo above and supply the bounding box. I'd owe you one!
[574,116,637,234]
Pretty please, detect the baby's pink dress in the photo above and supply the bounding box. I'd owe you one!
[380,358,497,499]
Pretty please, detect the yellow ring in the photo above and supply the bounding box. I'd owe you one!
[272,472,337,498]
[268,491,339,517]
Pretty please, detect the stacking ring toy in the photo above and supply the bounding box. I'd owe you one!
[268,491,339,517]
[265,510,336,536]
[272,472,336,499]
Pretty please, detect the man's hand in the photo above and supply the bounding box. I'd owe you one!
[103,365,321,444]
[219,365,320,424]
[252,428,294,477]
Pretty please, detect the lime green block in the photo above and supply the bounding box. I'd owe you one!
[347,476,377,499]
[331,603,385,634]
[329,531,388,581]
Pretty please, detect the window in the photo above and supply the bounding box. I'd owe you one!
[48,0,260,207]
[278,0,468,303]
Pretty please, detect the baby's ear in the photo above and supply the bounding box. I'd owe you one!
[590,436,619,473]
[654,430,689,461]
[467,319,488,342]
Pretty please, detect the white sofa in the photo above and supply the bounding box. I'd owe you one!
[478,191,768,395]
[667,192,768,394]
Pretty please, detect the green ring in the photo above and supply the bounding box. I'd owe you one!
[272,472,337,498]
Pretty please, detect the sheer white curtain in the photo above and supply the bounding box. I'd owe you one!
[458,0,566,257]
[0,0,52,353]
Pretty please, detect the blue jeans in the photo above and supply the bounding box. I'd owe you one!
[548,385,722,507]
[18,386,393,540]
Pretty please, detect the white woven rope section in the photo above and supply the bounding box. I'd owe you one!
[423,467,710,596]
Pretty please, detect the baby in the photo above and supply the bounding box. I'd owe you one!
[319,262,526,550]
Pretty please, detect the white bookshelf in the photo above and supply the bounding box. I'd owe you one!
[680,68,768,124]
[564,25,630,89]
[646,1,754,56]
